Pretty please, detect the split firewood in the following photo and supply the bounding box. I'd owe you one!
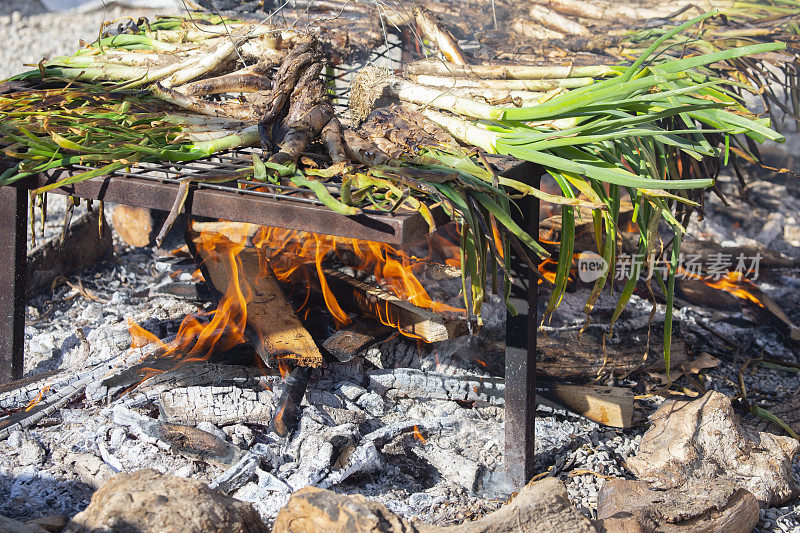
[273,477,597,533]
[597,478,759,533]
[548,384,633,429]
[28,209,113,295]
[322,267,463,343]
[368,368,634,428]
[189,226,324,368]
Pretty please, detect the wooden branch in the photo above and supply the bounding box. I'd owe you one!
[368,368,634,428]
[322,267,464,343]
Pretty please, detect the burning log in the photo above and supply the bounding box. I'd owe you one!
[271,366,312,438]
[678,274,800,341]
[159,386,277,427]
[322,267,464,343]
[322,320,393,363]
[187,220,465,343]
[189,227,324,368]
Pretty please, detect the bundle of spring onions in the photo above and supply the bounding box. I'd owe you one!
[511,0,800,122]
[0,11,785,367]
[0,86,259,193]
[351,10,784,366]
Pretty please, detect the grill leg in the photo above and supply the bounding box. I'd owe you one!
[505,171,540,487]
[0,186,27,383]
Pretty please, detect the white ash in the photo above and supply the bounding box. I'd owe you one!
[1,6,799,532]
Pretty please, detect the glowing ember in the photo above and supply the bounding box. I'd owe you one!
[24,384,50,412]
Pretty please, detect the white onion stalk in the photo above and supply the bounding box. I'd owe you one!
[412,74,596,91]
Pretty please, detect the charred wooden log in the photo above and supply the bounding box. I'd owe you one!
[188,225,324,368]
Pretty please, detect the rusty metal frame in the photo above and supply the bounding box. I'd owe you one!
[504,163,541,487]
[0,160,541,490]
[0,185,27,382]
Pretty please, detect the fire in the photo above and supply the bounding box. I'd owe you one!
[538,258,559,284]
[129,232,251,363]
[412,425,426,442]
[128,221,464,368]
[701,271,764,308]
[24,384,50,412]
[679,268,764,308]
[250,226,464,318]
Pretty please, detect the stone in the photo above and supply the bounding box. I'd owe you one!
[64,469,269,533]
[273,477,597,533]
[25,515,69,533]
[627,391,799,506]
[0,515,47,533]
[64,452,115,489]
[597,478,759,532]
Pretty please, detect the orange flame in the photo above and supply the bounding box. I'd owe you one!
[128,232,251,363]
[538,258,559,284]
[129,222,464,370]
[679,268,764,308]
[24,384,50,412]
[250,226,463,317]
[412,425,426,442]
